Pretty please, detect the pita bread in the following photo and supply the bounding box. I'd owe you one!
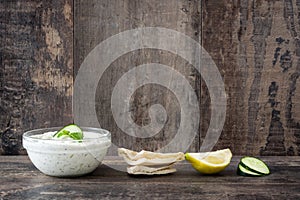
[118,148,185,166]
[127,165,176,175]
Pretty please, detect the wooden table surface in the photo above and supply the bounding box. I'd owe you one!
[0,156,299,200]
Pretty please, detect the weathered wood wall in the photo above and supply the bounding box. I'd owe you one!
[0,0,73,154]
[74,0,202,153]
[1,0,300,155]
[202,0,300,156]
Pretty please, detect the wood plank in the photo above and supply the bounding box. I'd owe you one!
[74,0,202,153]
[0,0,73,155]
[0,156,299,199]
[1,0,300,157]
[201,0,300,155]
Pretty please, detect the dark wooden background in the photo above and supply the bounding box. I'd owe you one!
[1,0,300,156]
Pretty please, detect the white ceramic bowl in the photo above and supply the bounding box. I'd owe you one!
[23,127,111,177]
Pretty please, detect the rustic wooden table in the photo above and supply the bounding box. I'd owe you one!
[0,156,299,200]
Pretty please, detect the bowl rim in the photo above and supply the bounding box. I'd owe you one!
[23,126,111,142]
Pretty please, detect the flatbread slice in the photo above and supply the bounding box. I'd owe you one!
[118,148,185,166]
[127,165,176,175]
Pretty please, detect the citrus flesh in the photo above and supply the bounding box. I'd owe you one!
[185,148,232,174]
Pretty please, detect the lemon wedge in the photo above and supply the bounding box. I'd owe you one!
[185,148,232,174]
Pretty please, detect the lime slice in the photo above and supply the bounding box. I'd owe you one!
[240,157,270,175]
[237,163,262,176]
[185,149,232,174]
[53,124,83,140]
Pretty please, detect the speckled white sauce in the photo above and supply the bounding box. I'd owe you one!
[23,130,111,177]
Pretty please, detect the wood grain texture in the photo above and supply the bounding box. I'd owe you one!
[200,0,241,154]
[202,0,300,155]
[0,0,73,154]
[1,0,300,156]
[74,0,202,153]
[1,156,300,199]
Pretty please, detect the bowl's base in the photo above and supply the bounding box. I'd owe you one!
[37,163,101,177]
